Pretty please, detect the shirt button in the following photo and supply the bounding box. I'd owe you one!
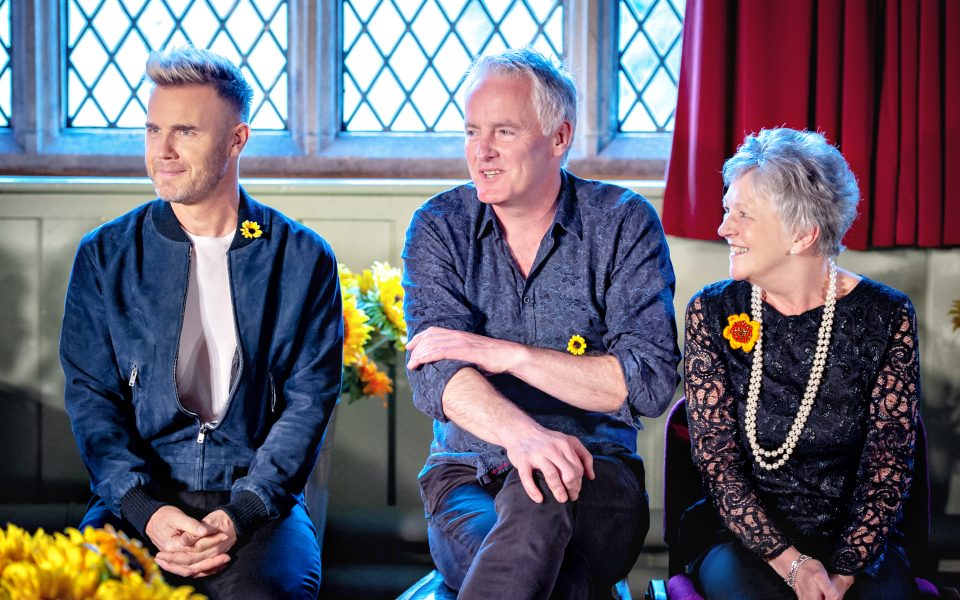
[523,297,531,304]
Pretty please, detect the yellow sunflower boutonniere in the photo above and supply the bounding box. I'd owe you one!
[723,313,760,353]
[240,220,262,239]
[567,334,587,355]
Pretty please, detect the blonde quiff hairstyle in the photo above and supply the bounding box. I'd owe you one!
[145,46,254,123]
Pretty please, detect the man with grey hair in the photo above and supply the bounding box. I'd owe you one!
[60,46,341,598]
[403,47,680,597]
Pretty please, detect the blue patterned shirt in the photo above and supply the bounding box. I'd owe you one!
[402,171,680,481]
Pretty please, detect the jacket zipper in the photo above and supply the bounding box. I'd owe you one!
[173,245,200,419]
[269,372,277,413]
[195,249,244,481]
[171,245,207,489]
[206,251,244,432]
[128,365,138,387]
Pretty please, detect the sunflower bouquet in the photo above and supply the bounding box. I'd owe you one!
[339,262,407,403]
[0,523,203,599]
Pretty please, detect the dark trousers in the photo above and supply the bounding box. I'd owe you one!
[419,454,649,600]
[692,541,920,600]
[81,491,321,600]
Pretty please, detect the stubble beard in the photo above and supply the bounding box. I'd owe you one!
[149,149,232,206]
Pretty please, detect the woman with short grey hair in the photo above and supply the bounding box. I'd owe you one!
[682,128,921,599]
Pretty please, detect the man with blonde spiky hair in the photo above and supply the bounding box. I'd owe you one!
[60,47,342,598]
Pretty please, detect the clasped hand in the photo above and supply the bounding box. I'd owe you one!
[793,556,855,600]
[147,506,237,578]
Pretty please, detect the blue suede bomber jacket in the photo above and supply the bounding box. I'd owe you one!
[60,189,343,537]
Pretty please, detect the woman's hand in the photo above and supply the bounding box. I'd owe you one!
[769,549,848,600]
[829,573,855,597]
[793,557,844,600]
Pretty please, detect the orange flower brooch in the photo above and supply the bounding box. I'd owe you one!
[723,313,760,353]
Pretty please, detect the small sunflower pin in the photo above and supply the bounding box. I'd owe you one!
[722,313,760,353]
[241,220,262,239]
[567,334,587,355]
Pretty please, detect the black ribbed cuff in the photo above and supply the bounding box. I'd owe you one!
[120,485,168,539]
[217,490,268,538]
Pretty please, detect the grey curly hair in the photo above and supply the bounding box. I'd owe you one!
[722,128,860,256]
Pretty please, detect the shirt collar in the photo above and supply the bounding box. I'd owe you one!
[474,169,583,241]
[554,170,583,240]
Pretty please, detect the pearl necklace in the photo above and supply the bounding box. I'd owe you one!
[744,259,837,471]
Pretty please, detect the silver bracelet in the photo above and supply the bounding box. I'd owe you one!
[786,553,811,590]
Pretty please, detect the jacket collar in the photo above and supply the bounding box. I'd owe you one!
[150,186,267,249]
[475,169,583,241]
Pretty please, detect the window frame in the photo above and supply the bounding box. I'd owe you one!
[0,0,673,180]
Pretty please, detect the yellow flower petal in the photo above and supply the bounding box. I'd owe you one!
[343,295,373,367]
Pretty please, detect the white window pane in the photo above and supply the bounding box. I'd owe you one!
[342,0,564,133]
[618,0,684,133]
[64,0,288,130]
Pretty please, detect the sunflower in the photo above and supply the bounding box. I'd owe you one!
[338,264,359,296]
[72,525,159,581]
[372,262,406,337]
[723,313,760,352]
[342,295,373,367]
[0,525,204,600]
[335,261,406,403]
[240,220,262,239]
[358,268,376,295]
[567,334,587,355]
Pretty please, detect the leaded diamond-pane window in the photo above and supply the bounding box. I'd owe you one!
[618,0,684,133]
[342,0,564,133]
[64,0,288,130]
[0,0,11,128]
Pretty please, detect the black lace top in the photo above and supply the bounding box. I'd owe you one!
[683,277,919,576]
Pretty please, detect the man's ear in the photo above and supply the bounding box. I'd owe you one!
[552,120,573,158]
[230,122,251,157]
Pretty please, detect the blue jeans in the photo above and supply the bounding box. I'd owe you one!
[81,491,321,600]
[419,454,649,600]
[692,541,919,600]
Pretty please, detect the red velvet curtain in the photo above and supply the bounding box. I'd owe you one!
[662,0,960,249]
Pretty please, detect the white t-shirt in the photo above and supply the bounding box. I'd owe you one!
[176,231,237,424]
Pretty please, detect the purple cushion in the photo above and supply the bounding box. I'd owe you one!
[667,574,704,600]
[916,577,940,598]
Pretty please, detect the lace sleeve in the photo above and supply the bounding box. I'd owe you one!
[829,301,919,575]
[684,294,790,559]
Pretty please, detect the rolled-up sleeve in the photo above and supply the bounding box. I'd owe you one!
[603,198,681,424]
[402,208,476,422]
